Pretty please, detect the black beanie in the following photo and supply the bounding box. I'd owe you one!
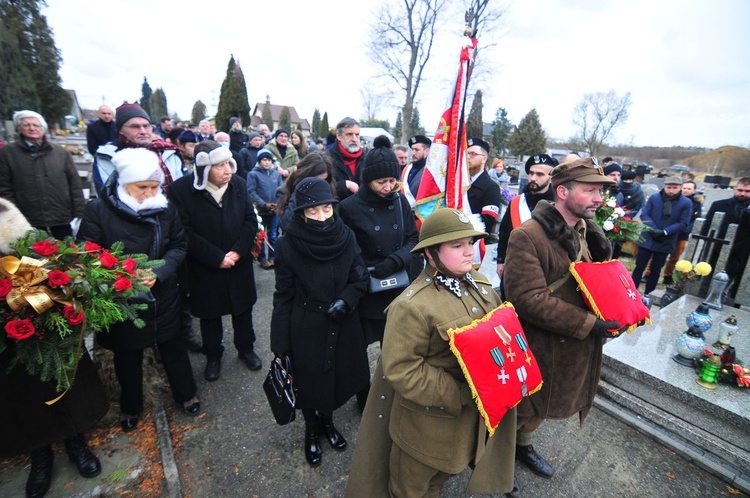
[363,140,401,183]
[115,102,151,132]
[293,177,338,212]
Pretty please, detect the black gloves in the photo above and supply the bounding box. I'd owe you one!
[327,299,350,322]
[650,229,667,242]
[370,257,400,279]
[591,319,623,338]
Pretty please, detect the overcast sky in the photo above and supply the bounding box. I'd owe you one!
[43,0,749,149]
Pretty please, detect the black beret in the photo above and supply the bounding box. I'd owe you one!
[467,137,490,154]
[408,135,431,148]
[524,154,558,174]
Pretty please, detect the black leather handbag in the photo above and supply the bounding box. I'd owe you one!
[262,355,297,425]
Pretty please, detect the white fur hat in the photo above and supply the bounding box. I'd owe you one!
[193,141,236,190]
[112,148,164,185]
[13,110,48,134]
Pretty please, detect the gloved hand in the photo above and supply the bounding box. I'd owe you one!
[370,257,400,279]
[591,318,623,338]
[327,299,350,322]
[650,229,667,242]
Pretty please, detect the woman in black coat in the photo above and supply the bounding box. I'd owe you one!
[168,141,261,382]
[270,177,370,468]
[78,147,199,433]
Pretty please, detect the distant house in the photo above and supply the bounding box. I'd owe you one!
[250,99,310,135]
[360,127,394,145]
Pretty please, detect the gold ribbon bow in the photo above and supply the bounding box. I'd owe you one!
[0,255,57,314]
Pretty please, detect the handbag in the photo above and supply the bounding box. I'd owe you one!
[368,195,410,293]
[262,355,297,425]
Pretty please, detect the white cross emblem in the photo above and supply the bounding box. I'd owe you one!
[627,289,637,300]
[497,369,510,384]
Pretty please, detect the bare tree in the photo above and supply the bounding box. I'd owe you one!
[368,0,447,143]
[572,90,632,158]
[360,87,386,122]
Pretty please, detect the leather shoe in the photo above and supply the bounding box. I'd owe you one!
[506,476,521,497]
[238,351,262,371]
[320,417,346,451]
[304,424,322,467]
[204,359,221,381]
[120,416,139,433]
[516,444,554,478]
[63,434,101,478]
[183,397,201,417]
[26,446,53,498]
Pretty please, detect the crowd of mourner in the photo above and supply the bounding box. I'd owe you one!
[1,102,742,498]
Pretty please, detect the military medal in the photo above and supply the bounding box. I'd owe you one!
[516,365,528,396]
[495,324,515,361]
[620,274,637,300]
[515,333,532,366]
[490,347,509,384]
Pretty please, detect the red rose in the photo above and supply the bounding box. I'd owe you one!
[63,305,85,325]
[5,319,36,340]
[84,241,101,252]
[100,250,119,269]
[0,278,12,298]
[113,277,132,292]
[47,270,71,287]
[31,241,59,257]
[122,258,137,276]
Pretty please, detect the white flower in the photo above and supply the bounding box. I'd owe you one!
[603,220,615,231]
[614,207,625,217]
[606,198,617,208]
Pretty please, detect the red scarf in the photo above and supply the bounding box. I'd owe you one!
[337,142,363,178]
[118,135,179,190]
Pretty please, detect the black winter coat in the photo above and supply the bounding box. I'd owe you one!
[339,187,419,320]
[468,170,503,233]
[270,214,370,414]
[168,174,258,318]
[327,145,366,201]
[77,175,187,352]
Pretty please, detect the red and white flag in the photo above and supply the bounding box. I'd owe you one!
[414,37,477,225]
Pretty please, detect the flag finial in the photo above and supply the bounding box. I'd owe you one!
[464,8,475,37]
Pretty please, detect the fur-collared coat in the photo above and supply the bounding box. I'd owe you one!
[504,200,611,422]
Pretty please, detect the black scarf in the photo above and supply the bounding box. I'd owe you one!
[660,190,682,219]
[285,213,351,261]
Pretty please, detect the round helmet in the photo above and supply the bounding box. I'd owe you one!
[411,209,487,253]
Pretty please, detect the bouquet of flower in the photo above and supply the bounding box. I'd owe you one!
[0,230,162,392]
[499,187,516,206]
[594,197,648,244]
[673,259,712,293]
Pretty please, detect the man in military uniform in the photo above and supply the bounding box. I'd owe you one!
[401,135,431,209]
[504,158,621,479]
[466,137,503,237]
[346,208,517,498]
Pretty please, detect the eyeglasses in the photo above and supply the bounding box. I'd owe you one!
[123,123,152,130]
[467,152,486,158]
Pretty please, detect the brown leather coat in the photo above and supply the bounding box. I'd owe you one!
[504,200,612,422]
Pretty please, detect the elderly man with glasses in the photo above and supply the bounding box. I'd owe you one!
[0,110,85,239]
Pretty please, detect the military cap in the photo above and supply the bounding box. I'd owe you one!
[467,137,490,154]
[551,157,617,188]
[524,154,558,174]
[408,135,432,148]
[412,208,486,253]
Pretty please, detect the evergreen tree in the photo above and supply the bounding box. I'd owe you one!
[0,0,70,125]
[466,90,484,139]
[191,100,207,125]
[278,106,291,131]
[0,17,39,119]
[150,87,168,120]
[490,107,512,157]
[506,108,547,157]
[361,118,391,130]
[215,55,251,132]
[311,108,321,139]
[140,77,153,119]
[392,112,402,142]
[410,107,425,136]
[319,112,330,139]
[261,104,273,130]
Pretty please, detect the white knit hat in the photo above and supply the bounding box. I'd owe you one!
[112,148,164,185]
[13,110,48,134]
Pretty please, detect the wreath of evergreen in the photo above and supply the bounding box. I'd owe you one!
[0,230,163,392]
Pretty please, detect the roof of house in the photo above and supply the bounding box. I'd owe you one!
[250,103,310,131]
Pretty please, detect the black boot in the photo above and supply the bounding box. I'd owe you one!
[304,422,323,467]
[63,434,101,478]
[26,446,53,498]
[506,476,521,497]
[516,444,554,478]
[356,384,370,413]
[320,416,347,451]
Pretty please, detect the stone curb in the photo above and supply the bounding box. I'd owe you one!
[152,401,182,498]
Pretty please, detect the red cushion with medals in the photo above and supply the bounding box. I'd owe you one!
[447,303,543,435]
[569,260,652,334]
